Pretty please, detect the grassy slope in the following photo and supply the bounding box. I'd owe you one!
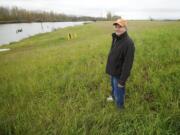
[0,21,180,135]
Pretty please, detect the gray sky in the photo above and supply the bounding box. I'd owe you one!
[1,0,180,19]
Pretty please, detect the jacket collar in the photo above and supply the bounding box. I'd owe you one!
[112,31,128,40]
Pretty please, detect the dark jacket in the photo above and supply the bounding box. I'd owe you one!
[105,31,135,85]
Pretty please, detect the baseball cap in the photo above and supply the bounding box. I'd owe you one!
[113,18,127,27]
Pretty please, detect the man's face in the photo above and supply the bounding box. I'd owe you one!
[114,24,126,36]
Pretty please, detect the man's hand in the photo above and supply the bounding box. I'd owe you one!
[118,80,125,88]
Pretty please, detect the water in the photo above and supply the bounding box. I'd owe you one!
[0,21,86,46]
[0,48,10,52]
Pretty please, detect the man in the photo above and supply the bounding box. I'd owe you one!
[105,18,135,109]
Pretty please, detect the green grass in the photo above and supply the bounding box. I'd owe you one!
[0,21,180,135]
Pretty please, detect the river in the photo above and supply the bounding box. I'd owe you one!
[0,21,87,46]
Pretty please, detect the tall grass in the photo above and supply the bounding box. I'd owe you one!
[0,21,180,135]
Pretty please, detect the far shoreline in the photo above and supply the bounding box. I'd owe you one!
[0,20,95,24]
[0,19,179,24]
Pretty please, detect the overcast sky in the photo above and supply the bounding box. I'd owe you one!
[1,0,180,19]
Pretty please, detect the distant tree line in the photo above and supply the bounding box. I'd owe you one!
[0,6,108,23]
[106,11,123,21]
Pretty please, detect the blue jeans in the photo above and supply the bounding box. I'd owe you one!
[110,75,125,108]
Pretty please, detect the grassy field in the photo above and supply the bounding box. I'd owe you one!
[0,21,180,135]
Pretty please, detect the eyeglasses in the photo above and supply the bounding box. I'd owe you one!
[114,25,123,28]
